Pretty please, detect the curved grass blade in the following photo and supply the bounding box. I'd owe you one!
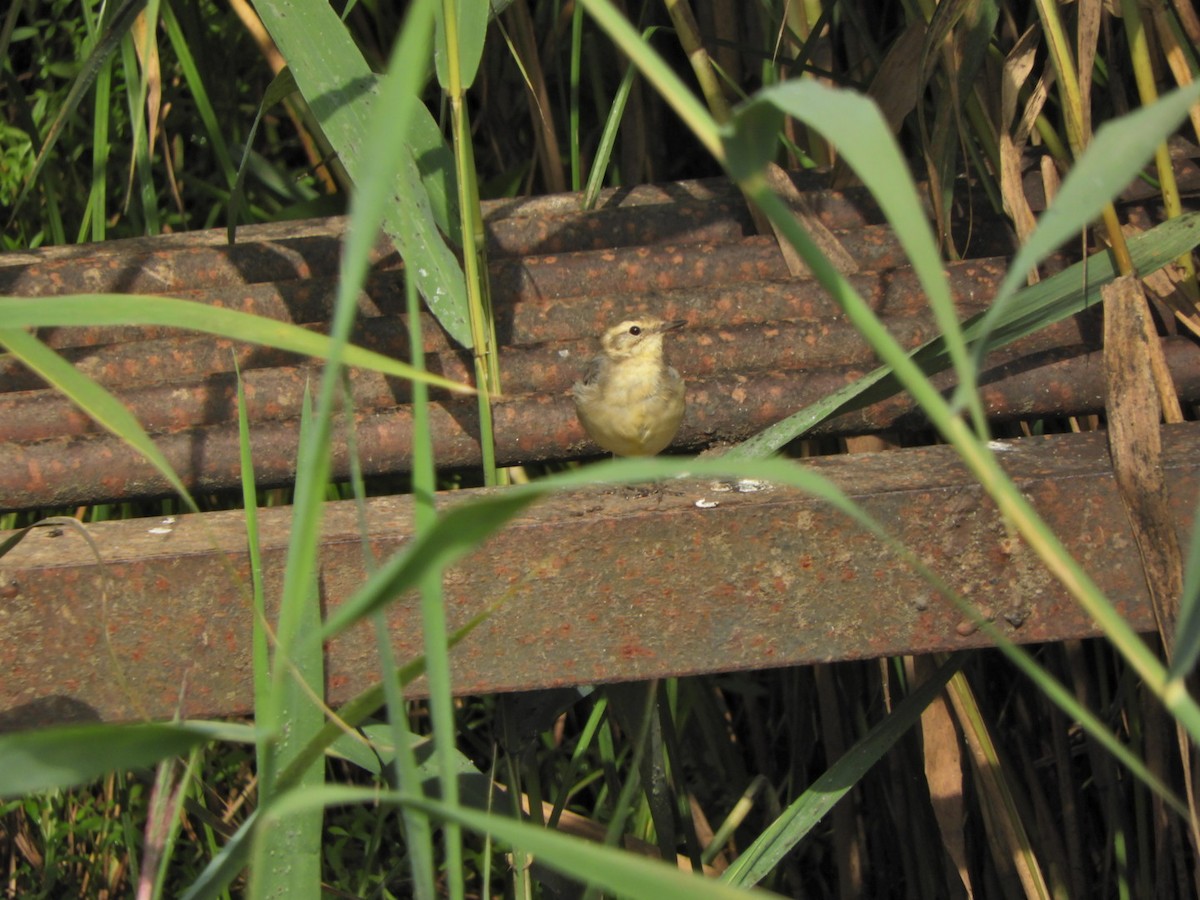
[583,25,666,209]
[973,80,1200,364]
[159,2,237,188]
[253,0,470,346]
[0,294,472,394]
[227,69,298,242]
[0,328,197,508]
[321,491,540,639]
[253,785,782,899]
[178,808,260,900]
[725,79,985,435]
[0,720,255,798]
[726,211,1200,458]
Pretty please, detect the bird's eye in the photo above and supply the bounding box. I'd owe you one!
[629,325,641,336]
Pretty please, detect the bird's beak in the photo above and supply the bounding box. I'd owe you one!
[661,320,686,332]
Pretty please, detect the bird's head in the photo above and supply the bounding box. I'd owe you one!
[599,318,685,361]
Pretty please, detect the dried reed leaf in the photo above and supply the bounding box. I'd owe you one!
[913,656,973,898]
[762,162,859,276]
[1151,3,1200,144]
[946,671,1051,898]
[1103,274,1183,647]
[1076,0,1102,142]
[1000,25,1041,245]
[865,20,928,137]
[131,11,162,154]
[831,21,926,190]
[1102,274,1200,870]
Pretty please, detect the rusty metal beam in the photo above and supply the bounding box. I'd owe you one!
[1,424,1193,730]
[0,172,942,297]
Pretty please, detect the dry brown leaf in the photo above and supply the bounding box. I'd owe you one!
[131,12,163,155]
[912,656,973,898]
[760,162,859,277]
[1076,0,1101,142]
[1102,275,1183,647]
[1102,274,1200,875]
[1151,3,1200,144]
[1000,25,1041,246]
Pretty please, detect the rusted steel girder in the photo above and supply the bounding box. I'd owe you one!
[1,424,1191,730]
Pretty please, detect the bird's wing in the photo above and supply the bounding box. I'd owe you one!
[579,355,606,387]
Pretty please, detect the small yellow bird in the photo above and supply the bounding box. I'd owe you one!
[572,318,686,457]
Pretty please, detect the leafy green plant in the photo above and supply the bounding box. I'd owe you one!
[6,1,1200,897]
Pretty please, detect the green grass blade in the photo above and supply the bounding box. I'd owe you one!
[0,721,255,798]
[118,31,159,235]
[0,294,471,394]
[250,6,443,895]
[0,327,197,508]
[434,0,489,91]
[321,490,540,639]
[974,80,1200,363]
[579,0,722,159]
[437,0,501,485]
[726,79,986,435]
[178,808,260,900]
[569,1,584,191]
[725,211,1200,458]
[722,655,964,886]
[583,25,665,209]
[404,205,448,897]
[88,49,113,242]
[253,388,325,900]
[256,785,784,899]
[234,360,270,728]
[253,0,470,346]
[159,2,237,191]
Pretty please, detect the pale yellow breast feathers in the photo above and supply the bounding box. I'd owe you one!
[572,319,686,457]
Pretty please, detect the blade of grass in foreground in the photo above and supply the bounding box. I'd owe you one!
[253,0,471,346]
[0,295,471,395]
[251,4,442,898]
[234,361,271,725]
[401,150,456,892]
[726,211,1200,458]
[0,327,198,509]
[251,387,325,900]
[0,721,256,798]
[257,785,783,899]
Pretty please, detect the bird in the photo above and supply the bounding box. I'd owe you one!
[572,318,686,457]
